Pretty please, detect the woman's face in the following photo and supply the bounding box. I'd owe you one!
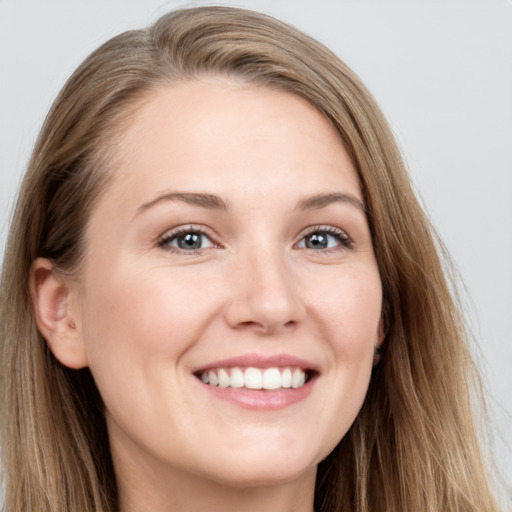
[73,79,383,488]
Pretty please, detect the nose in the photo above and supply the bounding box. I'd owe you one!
[224,247,306,335]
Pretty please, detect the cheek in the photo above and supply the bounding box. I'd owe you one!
[79,265,222,387]
[308,268,381,435]
[311,266,382,350]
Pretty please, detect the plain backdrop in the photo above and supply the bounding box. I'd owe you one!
[1,0,511,497]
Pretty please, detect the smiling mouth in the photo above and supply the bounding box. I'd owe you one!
[195,367,314,390]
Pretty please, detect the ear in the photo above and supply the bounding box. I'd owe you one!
[373,318,387,366]
[30,258,89,369]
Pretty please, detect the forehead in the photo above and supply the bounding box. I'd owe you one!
[99,79,362,211]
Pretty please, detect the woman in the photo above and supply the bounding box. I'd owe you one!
[0,6,499,512]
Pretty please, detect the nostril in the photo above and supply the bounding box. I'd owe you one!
[238,320,261,329]
[235,319,299,335]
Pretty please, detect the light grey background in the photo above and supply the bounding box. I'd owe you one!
[1,0,511,497]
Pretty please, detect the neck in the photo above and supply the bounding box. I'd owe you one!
[117,461,316,512]
[112,436,317,512]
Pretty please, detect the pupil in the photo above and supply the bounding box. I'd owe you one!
[178,232,202,249]
[306,233,327,249]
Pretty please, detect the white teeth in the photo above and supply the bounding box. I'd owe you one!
[230,367,245,388]
[218,368,230,388]
[208,370,219,386]
[281,368,292,388]
[262,368,281,390]
[199,366,308,390]
[292,368,306,388]
[245,367,263,389]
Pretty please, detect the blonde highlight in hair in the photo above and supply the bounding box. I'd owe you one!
[0,6,498,511]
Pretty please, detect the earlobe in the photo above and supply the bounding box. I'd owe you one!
[30,258,89,369]
[373,318,387,366]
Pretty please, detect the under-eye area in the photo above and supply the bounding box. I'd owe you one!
[195,367,318,390]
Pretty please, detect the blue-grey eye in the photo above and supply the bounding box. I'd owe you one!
[306,233,329,249]
[297,230,348,250]
[165,231,215,251]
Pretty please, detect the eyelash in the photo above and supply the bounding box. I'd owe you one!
[157,224,353,254]
[298,225,353,252]
[157,225,219,254]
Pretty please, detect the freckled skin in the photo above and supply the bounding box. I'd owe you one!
[72,79,383,511]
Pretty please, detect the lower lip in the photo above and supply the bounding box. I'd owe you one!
[197,377,316,410]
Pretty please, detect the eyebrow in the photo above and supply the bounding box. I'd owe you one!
[297,192,366,213]
[135,190,366,217]
[136,191,229,215]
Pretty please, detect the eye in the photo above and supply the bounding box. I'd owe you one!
[158,227,216,253]
[296,226,352,251]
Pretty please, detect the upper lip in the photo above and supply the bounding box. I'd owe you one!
[192,353,319,373]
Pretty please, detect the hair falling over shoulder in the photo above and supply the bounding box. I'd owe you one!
[0,6,501,512]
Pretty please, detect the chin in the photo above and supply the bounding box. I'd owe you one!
[194,441,325,489]
[207,460,318,489]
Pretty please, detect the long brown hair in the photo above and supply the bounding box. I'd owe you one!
[0,6,498,511]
